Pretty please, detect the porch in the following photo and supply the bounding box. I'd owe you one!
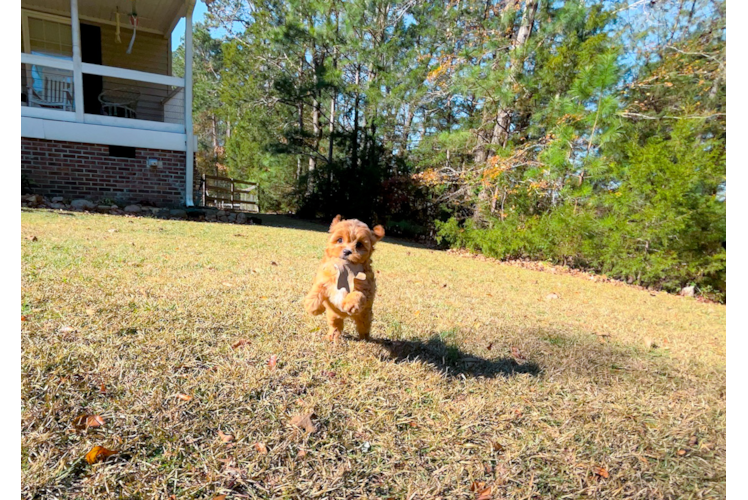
[21,0,197,205]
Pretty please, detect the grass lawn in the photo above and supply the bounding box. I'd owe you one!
[21,209,726,499]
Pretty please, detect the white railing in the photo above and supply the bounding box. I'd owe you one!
[21,53,186,134]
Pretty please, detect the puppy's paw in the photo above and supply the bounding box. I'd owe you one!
[304,293,325,316]
[342,291,365,315]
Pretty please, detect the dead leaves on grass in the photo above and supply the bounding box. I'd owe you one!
[72,414,105,431]
[290,412,317,434]
[470,481,493,500]
[510,346,526,361]
[218,431,236,444]
[231,339,250,349]
[176,393,193,402]
[85,445,117,464]
[594,466,610,479]
[267,354,278,370]
[253,442,268,454]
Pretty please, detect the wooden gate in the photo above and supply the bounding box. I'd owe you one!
[201,174,259,213]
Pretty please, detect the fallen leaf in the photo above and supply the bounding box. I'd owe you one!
[296,449,307,458]
[471,481,492,500]
[677,449,687,456]
[222,282,233,287]
[492,441,505,452]
[594,467,609,479]
[107,228,118,233]
[510,347,526,360]
[213,496,227,500]
[85,445,117,464]
[476,486,493,500]
[26,235,38,241]
[546,292,560,300]
[85,308,95,316]
[254,442,268,454]
[268,355,278,370]
[688,435,698,446]
[73,414,105,430]
[442,284,448,288]
[271,261,278,266]
[21,315,28,322]
[486,293,493,297]
[233,233,244,237]
[487,342,493,351]
[59,326,76,334]
[232,339,250,349]
[218,430,235,443]
[177,393,193,402]
[290,412,316,433]
[99,383,107,395]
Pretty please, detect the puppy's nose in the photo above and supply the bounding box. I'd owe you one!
[341,248,353,258]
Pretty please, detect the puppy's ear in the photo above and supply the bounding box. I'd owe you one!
[372,225,385,243]
[329,215,342,232]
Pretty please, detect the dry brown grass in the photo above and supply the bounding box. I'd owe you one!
[21,209,726,499]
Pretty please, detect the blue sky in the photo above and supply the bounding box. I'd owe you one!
[171,1,209,48]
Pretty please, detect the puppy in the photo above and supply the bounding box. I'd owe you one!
[304,215,385,341]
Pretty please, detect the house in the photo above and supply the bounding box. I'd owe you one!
[21,0,198,207]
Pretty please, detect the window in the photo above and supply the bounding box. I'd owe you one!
[22,11,72,59]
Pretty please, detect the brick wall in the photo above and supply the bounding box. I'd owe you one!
[21,138,198,207]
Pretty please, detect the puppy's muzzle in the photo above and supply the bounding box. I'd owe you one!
[341,248,353,259]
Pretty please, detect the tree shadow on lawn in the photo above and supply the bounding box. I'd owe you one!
[367,334,541,379]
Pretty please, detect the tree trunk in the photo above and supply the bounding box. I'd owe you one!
[352,64,360,171]
[307,51,324,195]
[491,0,538,149]
[399,106,415,160]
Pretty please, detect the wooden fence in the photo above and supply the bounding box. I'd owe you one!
[201,174,259,213]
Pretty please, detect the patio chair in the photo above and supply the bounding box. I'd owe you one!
[99,87,140,119]
[27,66,74,111]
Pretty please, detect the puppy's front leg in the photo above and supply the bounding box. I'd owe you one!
[304,263,336,316]
[341,291,366,316]
[304,283,326,315]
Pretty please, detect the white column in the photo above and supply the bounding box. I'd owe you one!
[183,2,195,206]
[70,0,84,121]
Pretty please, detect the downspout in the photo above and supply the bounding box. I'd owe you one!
[183,0,195,206]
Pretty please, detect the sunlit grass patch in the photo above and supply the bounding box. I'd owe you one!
[22,210,725,499]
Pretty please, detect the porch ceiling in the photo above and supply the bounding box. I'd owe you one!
[21,0,194,35]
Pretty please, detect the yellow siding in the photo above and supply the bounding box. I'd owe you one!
[95,22,171,122]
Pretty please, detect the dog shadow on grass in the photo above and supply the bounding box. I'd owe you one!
[368,335,540,379]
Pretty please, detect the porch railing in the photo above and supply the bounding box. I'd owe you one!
[21,53,186,133]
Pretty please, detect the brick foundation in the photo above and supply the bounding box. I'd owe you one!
[21,138,198,207]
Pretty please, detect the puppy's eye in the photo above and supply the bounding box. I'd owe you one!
[336,238,343,244]
[356,241,364,249]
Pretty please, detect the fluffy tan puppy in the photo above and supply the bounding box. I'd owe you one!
[304,215,385,341]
